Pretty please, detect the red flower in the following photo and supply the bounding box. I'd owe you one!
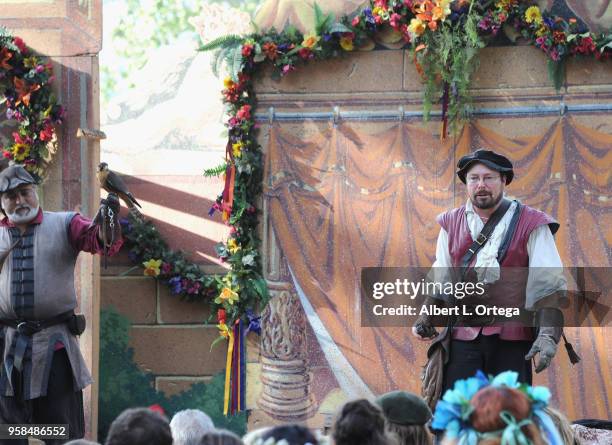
[2,151,12,159]
[236,104,251,121]
[218,308,227,323]
[298,47,313,60]
[148,404,165,416]
[12,37,27,53]
[352,16,360,27]
[262,42,278,60]
[553,31,565,44]
[39,125,54,142]
[241,43,254,57]
[374,15,383,24]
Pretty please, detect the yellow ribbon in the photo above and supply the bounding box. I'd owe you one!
[223,327,234,415]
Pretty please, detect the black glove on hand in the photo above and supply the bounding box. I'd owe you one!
[103,192,120,214]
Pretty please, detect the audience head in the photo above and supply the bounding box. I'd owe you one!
[198,429,244,445]
[375,390,433,445]
[105,407,172,445]
[543,407,580,445]
[433,371,563,445]
[333,399,396,445]
[65,441,99,445]
[260,424,318,445]
[171,409,215,445]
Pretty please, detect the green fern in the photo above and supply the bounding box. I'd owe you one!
[204,163,227,178]
[198,34,243,52]
[231,45,244,80]
[314,2,335,35]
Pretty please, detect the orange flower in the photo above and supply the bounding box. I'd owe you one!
[0,47,13,70]
[301,35,320,49]
[13,77,40,107]
[432,6,444,21]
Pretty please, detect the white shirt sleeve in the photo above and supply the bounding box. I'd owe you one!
[427,228,453,300]
[525,224,567,309]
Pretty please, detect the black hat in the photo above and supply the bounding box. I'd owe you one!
[375,390,432,426]
[0,164,37,193]
[457,149,514,185]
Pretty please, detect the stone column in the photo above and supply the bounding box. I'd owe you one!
[0,1,102,439]
[257,210,316,420]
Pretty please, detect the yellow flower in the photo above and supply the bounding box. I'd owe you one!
[435,0,452,19]
[223,77,235,89]
[495,0,517,9]
[23,56,38,68]
[217,322,231,339]
[408,18,426,37]
[227,238,240,254]
[525,6,542,25]
[301,35,320,49]
[232,141,243,158]
[12,143,30,162]
[339,36,354,51]
[372,6,384,16]
[216,287,239,305]
[143,259,162,277]
[535,26,548,37]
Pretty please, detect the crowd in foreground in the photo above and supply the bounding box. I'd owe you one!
[64,371,610,445]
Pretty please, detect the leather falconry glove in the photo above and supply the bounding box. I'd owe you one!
[413,296,444,339]
[525,308,563,373]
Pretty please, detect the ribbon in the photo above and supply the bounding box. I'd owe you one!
[231,321,240,414]
[222,325,234,416]
[413,44,426,79]
[221,140,236,222]
[440,81,450,140]
[240,318,246,411]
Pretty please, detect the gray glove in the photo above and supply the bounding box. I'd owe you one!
[413,296,444,339]
[525,328,559,373]
[525,308,563,373]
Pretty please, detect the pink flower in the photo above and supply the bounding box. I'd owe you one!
[39,125,54,142]
[161,262,172,275]
[352,16,360,27]
[236,104,251,120]
[281,64,295,76]
[390,13,402,29]
[3,151,12,159]
[550,48,560,61]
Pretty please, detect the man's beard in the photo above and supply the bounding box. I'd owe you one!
[6,204,40,224]
[471,191,503,210]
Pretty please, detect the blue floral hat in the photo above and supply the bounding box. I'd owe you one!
[432,371,563,445]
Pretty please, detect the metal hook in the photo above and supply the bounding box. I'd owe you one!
[398,106,405,122]
[268,107,275,125]
[332,106,340,126]
[559,101,568,116]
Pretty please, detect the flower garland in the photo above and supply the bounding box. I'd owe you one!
[204,0,610,333]
[0,28,64,179]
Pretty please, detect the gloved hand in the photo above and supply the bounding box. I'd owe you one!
[103,192,120,214]
[411,296,442,340]
[525,328,559,373]
[525,308,563,373]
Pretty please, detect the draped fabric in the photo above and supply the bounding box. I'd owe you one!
[263,116,611,420]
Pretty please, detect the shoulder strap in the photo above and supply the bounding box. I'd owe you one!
[497,200,521,264]
[460,198,512,280]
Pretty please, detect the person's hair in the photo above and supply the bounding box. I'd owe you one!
[333,399,396,445]
[543,407,580,445]
[385,422,432,445]
[198,429,244,445]
[261,424,318,445]
[467,386,546,445]
[105,407,172,445]
[170,409,215,445]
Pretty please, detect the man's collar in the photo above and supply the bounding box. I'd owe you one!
[0,208,43,227]
[465,200,475,214]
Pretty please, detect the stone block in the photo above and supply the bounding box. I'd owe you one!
[471,46,554,91]
[155,376,212,397]
[566,57,612,92]
[129,326,226,375]
[254,50,404,94]
[101,277,157,324]
[158,284,212,324]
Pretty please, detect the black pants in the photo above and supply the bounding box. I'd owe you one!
[0,349,84,445]
[443,333,533,393]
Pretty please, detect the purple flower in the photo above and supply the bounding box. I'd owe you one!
[119,217,132,234]
[322,33,332,41]
[246,309,261,335]
[364,8,375,24]
[543,16,554,28]
[6,109,14,120]
[169,276,183,294]
[128,250,139,262]
[277,43,291,52]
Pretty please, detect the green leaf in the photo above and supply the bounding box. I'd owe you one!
[198,34,243,52]
[547,59,565,91]
[231,45,244,81]
[203,163,227,177]
[329,23,352,34]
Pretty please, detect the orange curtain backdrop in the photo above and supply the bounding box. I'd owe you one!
[263,116,611,419]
